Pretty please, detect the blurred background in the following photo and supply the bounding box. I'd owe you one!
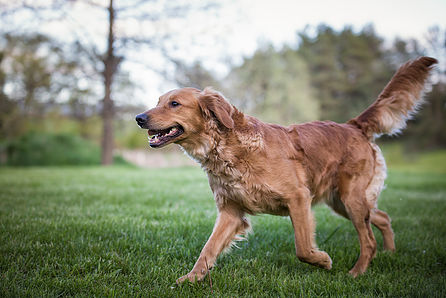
[0,0,445,168]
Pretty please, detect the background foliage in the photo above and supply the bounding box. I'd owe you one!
[1,23,445,165]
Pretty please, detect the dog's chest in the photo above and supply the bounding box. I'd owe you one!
[206,170,288,216]
[190,138,289,215]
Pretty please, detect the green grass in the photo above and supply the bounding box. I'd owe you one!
[1,152,446,296]
[380,143,446,174]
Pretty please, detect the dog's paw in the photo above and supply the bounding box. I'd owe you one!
[176,269,207,284]
[318,251,333,270]
[383,242,396,252]
[348,264,367,278]
[349,268,362,278]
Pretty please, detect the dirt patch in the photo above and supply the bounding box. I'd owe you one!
[119,147,198,168]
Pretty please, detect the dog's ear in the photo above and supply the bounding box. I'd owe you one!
[199,87,234,129]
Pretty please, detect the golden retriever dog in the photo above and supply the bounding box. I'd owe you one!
[135,57,437,282]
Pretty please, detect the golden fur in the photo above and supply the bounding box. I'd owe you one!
[135,57,437,282]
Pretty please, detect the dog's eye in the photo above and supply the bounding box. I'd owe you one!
[170,101,180,107]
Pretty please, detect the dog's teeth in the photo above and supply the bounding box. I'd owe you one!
[165,127,177,136]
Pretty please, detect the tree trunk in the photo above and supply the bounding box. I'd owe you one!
[101,70,114,165]
[101,0,116,165]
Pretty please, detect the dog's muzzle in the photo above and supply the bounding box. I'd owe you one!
[135,113,149,128]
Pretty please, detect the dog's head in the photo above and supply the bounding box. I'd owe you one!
[135,87,234,148]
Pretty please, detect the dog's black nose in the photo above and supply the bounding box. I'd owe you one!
[135,113,149,127]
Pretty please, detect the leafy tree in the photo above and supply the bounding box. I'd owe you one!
[0,33,96,139]
[225,45,319,125]
[1,0,218,165]
[297,24,393,122]
[401,26,446,149]
[173,61,222,90]
[0,50,18,140]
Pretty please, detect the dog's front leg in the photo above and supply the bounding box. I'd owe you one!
[288,188,332,270]
[176,206,248,284]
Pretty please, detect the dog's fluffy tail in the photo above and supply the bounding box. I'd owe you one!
[348,57,437,139]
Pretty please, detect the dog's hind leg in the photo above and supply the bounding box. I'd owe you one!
[366,143,395,251]
[339,176,377,277]
[328,193,394,275]
[288,187,332,270]
[346,201,377,277]
[371,208,395,251]
[327,195,395,253]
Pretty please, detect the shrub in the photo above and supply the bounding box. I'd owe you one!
[5,132,101,166]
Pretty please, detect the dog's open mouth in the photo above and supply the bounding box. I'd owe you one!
[147,125,184,148]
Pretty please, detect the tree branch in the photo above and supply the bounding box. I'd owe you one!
[115,0,154,12]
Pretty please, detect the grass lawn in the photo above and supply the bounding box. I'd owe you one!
[1,152,446,296]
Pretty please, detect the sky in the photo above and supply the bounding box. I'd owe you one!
[235,0,446,47]
[2,0,445,107]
